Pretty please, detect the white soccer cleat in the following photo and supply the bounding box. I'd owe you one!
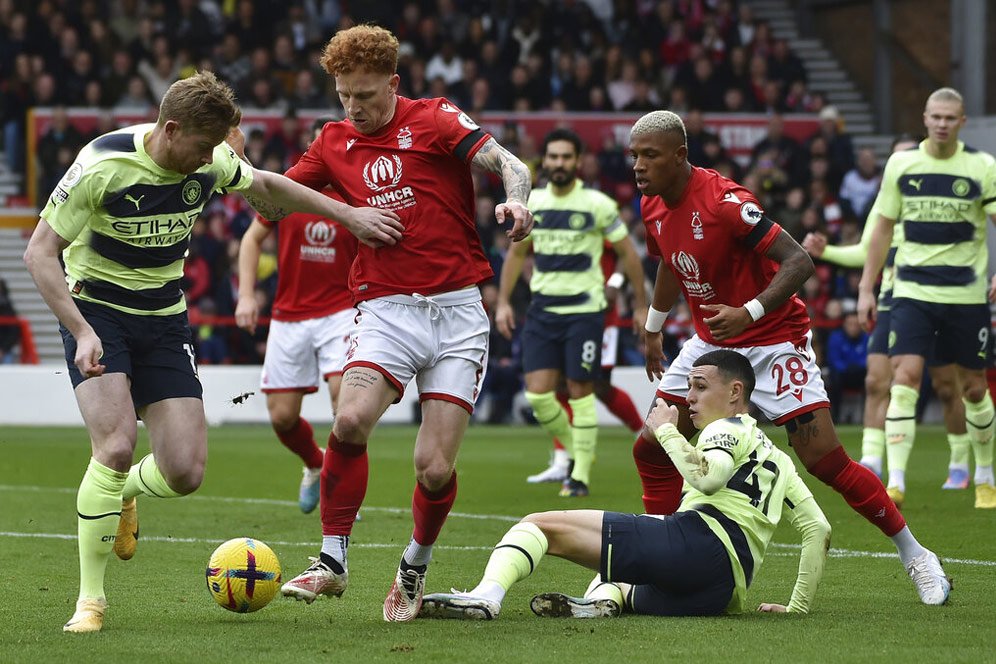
[298,465,322,514]
[527,454,571,484]
[63,597,107,633]
[906,550,951,605]
[530,592,621,618]
[280,557,348,604]
[419,592,501,620]
[383,564,427,622]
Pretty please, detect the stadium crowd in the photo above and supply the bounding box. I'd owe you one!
[1,0,881,423]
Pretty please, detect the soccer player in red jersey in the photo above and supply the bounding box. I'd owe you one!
[629,110,950,606]
[275,26,533,622]
[236,118,358,515]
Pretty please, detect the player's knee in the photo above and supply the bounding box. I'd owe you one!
[332,409,373,442]
[864,372,888,398]
[415,461,454,492]
[269,408,299,432]
[964,384,988,404]
[165,462,204,495]
[94,435,137,470]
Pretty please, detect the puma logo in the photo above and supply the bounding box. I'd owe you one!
[909,178,923,191]
[124,193,145,210]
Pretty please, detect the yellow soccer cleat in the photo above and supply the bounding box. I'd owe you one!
[886,486,905,510]
[63,598,107,633]
[975,483,996,509]
[114,498,138,560]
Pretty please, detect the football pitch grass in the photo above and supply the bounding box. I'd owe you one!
[0,423,992,663]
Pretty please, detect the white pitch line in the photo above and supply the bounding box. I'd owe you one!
[1,484,993,567]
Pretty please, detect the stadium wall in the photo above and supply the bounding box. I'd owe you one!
[0,365,660,427]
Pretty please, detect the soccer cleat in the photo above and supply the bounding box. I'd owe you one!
[280,557,348,604]
[63,598,107,633]
[905,550,952,605]
[113,497,138,561]
[975,483,996,509]
[530,593,621,618]
[886,486,904,510]
[526,460,571,484]
[419,592,501,620]
[383,563,427,622]
[559,478,590,498]
[941,468,970,490]
[298,465,322,513]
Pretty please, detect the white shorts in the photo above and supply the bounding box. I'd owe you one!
[601,325,619,370]
[656,331,829,425]
[345,288,489,413]
[260,308,356,393]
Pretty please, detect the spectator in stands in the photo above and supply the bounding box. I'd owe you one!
[37,106,84,199]
[811,105,855,178]
[751,114,803,187]
[0,278,20,364]
[684,109,718,168]
[826,310,869,423]
[838,147,882,219]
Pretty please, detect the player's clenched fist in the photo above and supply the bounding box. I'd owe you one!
[495,201,533,241]
[644,397,679,437]
[346,207,404,248]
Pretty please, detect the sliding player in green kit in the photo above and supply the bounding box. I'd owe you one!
[418,350,831,619]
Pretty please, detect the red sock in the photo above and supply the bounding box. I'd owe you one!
[808,446,906,536]
[275,417,323,468]
[553,438,566,451]
[632,435,683,514]
[412,472,457,545]
[601,386,644,432]
[319,432,368,536]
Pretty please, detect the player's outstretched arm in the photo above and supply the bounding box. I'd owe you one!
[857,213,896,331]
[23,220,104,378]
[774,472,831,614]
[244,170,403,249]
[644,262,681,381]
[235,219,272,334]
[645,399,736,493]
[471,137,534,241]
[495,240,529,339]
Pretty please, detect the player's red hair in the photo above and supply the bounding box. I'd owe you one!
[320,25,399,77]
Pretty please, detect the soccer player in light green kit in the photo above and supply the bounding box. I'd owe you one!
[804,136,973,492]
[23,72,403,633]
[495,128,648,496]
[859,87,996,510]
[418,349,830,619]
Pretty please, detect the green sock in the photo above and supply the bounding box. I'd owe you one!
[122,454,183,500]
[477,522,549,594]
[886,385,919,490]
[963,393,995,470]
[77,458,128,600]
[946,432,971,469]
[861,428,885,461]
[584,575,624,606]
[525,391,573,454]
[567,394,598,484]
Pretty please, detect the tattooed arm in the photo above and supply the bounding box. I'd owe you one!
[471,137,534,241]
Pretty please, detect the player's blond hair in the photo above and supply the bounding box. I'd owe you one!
[158,71,242,139]
[320,25,399,76]
[926,87,963,110]
[630,110,687,146]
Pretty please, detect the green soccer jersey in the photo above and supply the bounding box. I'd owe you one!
[41,123,254,316]
[676,414,818,614]
[524,181,629,315]
[877,141,996,305]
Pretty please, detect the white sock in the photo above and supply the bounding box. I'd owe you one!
[468,580,505,604]
[887,469,906,492]
[975,465,995,486]
[403,538,433,567]
[890,526,927,566]
[321,535,349,568]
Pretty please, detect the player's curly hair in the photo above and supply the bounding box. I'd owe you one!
[158,71,242,140]
[320,25,399,76]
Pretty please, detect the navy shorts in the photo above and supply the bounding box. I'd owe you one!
[889,298,990,369]
[521,307,604,381]
[600,510,735,616]
[872,308,947,367]
[61,298,202,409]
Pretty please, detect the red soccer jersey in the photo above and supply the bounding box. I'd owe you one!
[641,166,810,346]
[285,96,494,303]
[259,190,358,322]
